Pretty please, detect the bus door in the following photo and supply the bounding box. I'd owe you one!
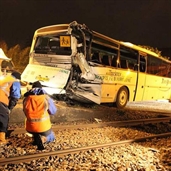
[134,53,147,101]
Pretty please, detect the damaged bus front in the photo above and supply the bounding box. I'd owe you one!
[21,21,102,104]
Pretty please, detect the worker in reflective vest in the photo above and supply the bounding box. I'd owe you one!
[23,81,57,145]
[0,71,21,144]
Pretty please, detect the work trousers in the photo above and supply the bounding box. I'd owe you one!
[0,102,9,133]
[28,128,55,143]
[28,128,52,137]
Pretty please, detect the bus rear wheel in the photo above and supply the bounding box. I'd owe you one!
[115,87,128,108]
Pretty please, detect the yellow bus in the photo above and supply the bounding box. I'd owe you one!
[21,21,171,108]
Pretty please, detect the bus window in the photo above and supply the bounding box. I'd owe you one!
[120,45,138,70]
[111,55,117,67]
[34,36,72,55]
[91,52,101,63]
[120,59,128,69]
[168,65,171,78]
[108,56,112,66]
[128,62,135,70]
[140,55,146,72]
[102,55,109,65]
[168,71,171,78]
[147,55,169,76]
[157,61,170,77]
[49,39,60,49]
[147,55,160,75]
[140,63,146,72]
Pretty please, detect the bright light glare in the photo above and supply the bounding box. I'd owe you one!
[122,42,133,47]
[126,69,131,75]
[43,87,66,95]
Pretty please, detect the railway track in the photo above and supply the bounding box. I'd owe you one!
[1,117,170,166]
[1,102,170,169]
[8,116,171,135]
[1,132,171,165]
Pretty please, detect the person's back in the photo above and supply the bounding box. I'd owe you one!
[24,92,51,133]
[0,75,15,105]
[0,71,21,144]
[23,81,57,149]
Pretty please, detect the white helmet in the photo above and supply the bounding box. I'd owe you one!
[0,48,10,60]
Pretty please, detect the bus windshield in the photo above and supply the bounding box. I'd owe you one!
[34,35,72,55]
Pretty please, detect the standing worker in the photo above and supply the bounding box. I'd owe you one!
[23,81,57,150]
[0,72,21,144]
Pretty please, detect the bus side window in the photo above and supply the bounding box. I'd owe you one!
[128,62,134,70]
[102,55,109,65]
[140,55,146,72]
[91,52,101,63]
[112,55,117,67]
[168,65,171,77]
[140,63,146,72]
[108,56,112,66]
[120,59,128,69]
[168,72,171,78]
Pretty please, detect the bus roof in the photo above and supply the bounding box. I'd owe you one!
[34,22,170,63]
[120,41,159,56]
[35,24,69,35]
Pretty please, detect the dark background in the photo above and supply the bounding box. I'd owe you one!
[0,0,171,56]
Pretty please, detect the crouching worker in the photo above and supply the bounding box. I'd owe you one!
[23,81,57,150]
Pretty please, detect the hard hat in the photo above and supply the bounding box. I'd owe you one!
[0,48,10,60]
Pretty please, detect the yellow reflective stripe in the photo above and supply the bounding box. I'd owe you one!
[27,115,49,122]
[0,83,10,96]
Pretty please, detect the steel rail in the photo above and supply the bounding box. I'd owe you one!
[1,132,171,165]
[8,117,171,135]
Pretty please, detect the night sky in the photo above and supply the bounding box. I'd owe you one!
[0,0,171,49]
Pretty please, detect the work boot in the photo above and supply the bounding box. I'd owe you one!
[33,134,45,150]
[0,132,6,145]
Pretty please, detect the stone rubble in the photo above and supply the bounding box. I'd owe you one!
[0,123,171,171]
[1,100,171,170]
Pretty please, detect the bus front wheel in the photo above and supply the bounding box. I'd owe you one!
[115,87,128,108]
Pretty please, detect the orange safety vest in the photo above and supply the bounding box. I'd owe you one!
[0,75,15,105]
[23,94,51,133]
